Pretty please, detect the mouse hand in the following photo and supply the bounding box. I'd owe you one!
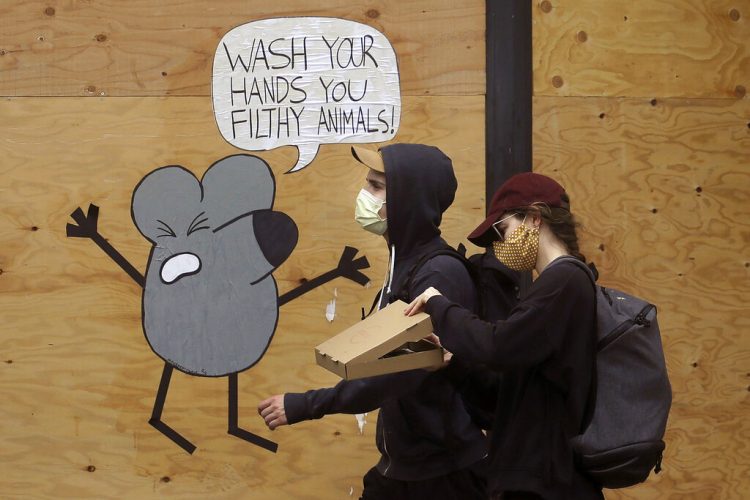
[66,204,100,239]
[336,246,370,286]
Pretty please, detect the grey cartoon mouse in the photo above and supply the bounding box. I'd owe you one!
[67,154,370,454]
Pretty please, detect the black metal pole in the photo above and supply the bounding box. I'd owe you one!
[486,0,533,295]
[485,0,533,204]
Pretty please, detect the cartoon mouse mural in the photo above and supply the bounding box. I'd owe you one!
[66,154,370,454]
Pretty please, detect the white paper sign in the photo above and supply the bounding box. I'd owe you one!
[213,17,401,172]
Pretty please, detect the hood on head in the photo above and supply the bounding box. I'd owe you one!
[380,143,457,259]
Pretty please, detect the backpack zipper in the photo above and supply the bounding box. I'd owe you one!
[598,320,632,351]
[635,304,655,326]
[598,304,655,351]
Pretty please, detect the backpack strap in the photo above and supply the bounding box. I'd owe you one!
[394,246,472,304]
[553,255,598,286]
[549,256,600,434]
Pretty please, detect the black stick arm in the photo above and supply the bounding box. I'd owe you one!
[66,204,146,288]
[278,246,370,307]
[278,268,339,307]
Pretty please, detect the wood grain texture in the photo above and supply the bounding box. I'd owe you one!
[0,94,484,498]
[0,0,484,97]
[533,95,750,499]
[533,0,750,98]
[3,0,748,497]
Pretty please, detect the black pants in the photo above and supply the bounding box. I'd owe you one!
[360,464,486,500]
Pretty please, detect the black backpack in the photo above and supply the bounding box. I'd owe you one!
[394,243,521,322]
[558,256,672,489]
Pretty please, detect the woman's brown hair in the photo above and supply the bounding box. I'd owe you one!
[516,193,587,263]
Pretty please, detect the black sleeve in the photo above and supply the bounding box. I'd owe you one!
[284,255,476,424]
[424,264,584,370]
[284,369,432,424]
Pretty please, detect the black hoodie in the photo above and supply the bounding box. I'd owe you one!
[284,144,487,481]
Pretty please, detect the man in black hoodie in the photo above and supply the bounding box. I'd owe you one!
[258,144,487,499]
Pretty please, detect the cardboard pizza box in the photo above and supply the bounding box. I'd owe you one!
[315,300,443,380]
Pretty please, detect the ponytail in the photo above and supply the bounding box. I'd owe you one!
[519,195,587,263]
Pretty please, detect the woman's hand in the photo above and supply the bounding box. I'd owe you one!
[404,286,442,316]
[258,395,288,430]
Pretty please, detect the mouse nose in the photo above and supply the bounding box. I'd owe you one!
[253,210,298,268]
[160,252,201,284]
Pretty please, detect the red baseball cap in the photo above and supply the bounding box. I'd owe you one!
[468,172,569,246]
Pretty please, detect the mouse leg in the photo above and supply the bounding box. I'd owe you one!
[227,373,278,452]
[148,363,197,454]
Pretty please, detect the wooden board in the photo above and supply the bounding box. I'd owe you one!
[533,0,750,98]
[3,0,748,497]
[533,95,750,499]
[0,0,485,97]
[0,94,484,498]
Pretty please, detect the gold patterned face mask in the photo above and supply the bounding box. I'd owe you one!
[492,220,540,271]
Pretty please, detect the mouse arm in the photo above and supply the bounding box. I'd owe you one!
[66,203,145,288]
[278,246,370,307]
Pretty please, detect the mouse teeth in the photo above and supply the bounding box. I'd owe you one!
[160,253,201,284]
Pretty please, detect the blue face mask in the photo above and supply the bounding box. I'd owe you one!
[354,188,387,235]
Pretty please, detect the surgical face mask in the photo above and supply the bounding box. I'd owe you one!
[492,218,539,271]
[355,188,387,235]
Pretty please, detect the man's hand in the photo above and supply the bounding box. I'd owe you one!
[424,333,442,348]
[403,286,442,316]
[424,333,453,365]
[258,395,288,430]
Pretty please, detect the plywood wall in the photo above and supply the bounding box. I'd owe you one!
[533,1,750,499]
[3,1,748,499]
[0,1,484,498]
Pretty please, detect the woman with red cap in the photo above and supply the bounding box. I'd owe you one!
[406,172,603,499]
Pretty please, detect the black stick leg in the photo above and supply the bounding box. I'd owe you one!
[227,373,278,453]
[148,363,196,454]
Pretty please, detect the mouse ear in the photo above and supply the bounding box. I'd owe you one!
[253,210,298,269]
[201,155,276,228]
[131,166,203,243]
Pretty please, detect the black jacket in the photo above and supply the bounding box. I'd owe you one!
[284,144,487,481]
[425,257,603,499]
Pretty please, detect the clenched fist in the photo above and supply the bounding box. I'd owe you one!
[258,395,288,430]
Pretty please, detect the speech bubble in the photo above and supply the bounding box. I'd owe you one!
[212,17,401,173]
